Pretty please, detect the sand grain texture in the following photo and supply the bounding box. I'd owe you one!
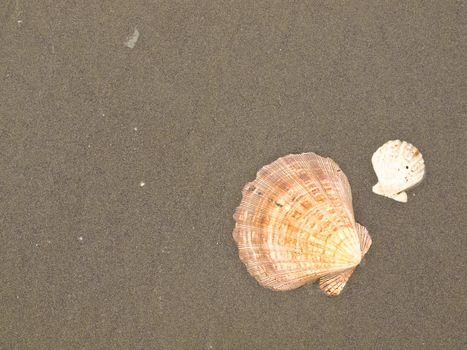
[0,1,465,349]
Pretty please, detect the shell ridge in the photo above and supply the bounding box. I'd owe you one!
[299,155,360,252]
[239,257,358,266]
[237,228,334,253]
[319,267,356,296]
[235,226,358,261]
[274,156,360,258]
[355,223,372,256]
[236,242,361,265]
[248,153,349,220]
[277,155,351,230]
[319,158,361,251]
[293,155,356,228]
[273,263,358,291]
[261,265,351,291]
[237,196,336,250]
[265,158,344,234]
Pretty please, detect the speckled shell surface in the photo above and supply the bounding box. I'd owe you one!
[233,153,371,296]
[372,140,425,202]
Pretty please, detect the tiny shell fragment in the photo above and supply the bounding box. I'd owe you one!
[124,27,140,49]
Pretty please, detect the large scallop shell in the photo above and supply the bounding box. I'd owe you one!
[233,153,371,296]
[371,140,425,202]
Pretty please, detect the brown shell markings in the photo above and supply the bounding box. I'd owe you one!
[233,153,371,296]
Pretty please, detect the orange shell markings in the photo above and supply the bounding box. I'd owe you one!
[232,153,372,296]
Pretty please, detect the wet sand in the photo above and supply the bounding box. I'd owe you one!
[0,1,465,349]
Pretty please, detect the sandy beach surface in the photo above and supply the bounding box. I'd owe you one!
[0,1,465,349]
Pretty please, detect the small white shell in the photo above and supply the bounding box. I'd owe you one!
[371,140,425,202]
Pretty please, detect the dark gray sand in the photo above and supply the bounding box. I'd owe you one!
[0,1,465,349]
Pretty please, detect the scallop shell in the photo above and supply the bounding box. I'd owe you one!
[233,153,371,296]
[371,140,425,202]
